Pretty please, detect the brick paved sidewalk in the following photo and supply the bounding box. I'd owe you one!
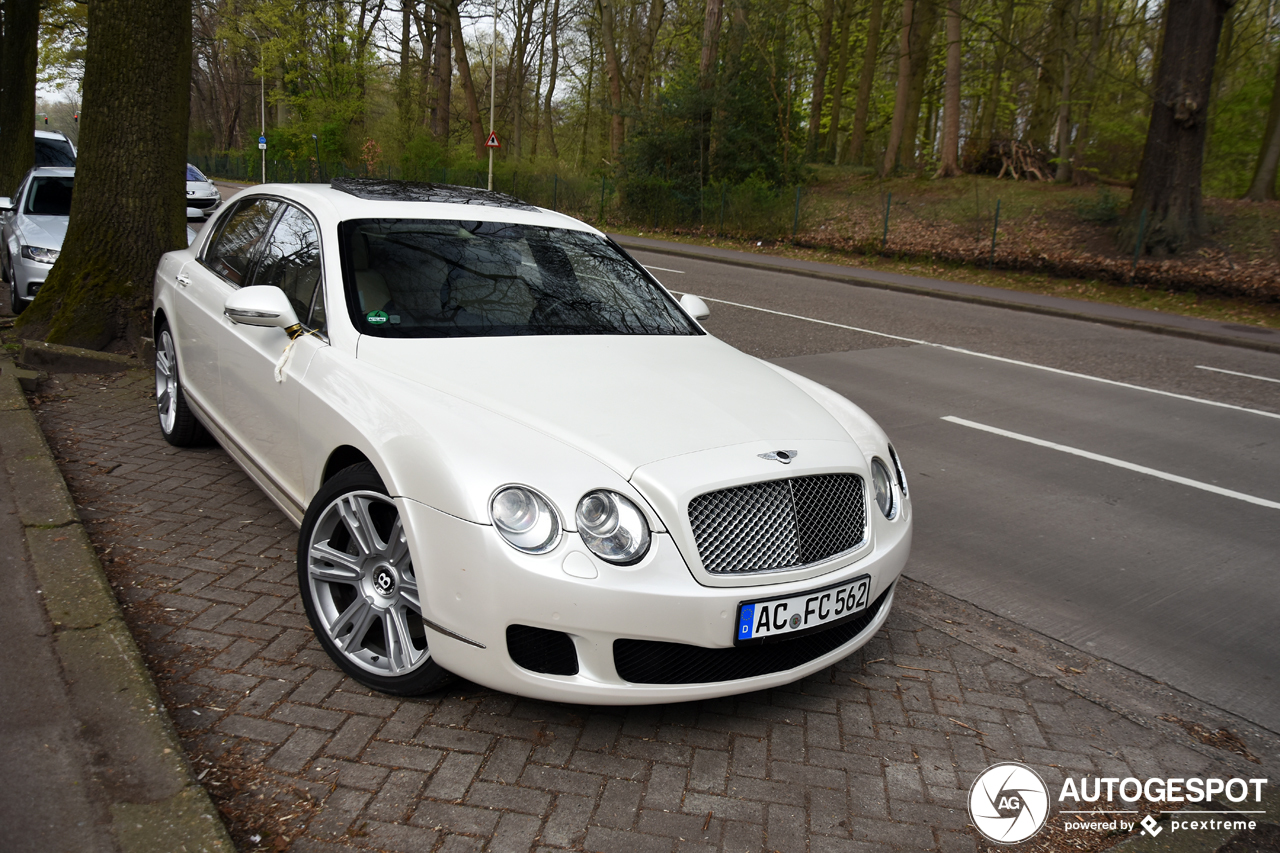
[31,368,1262,853]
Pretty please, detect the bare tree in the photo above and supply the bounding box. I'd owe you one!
[450,0,487,160]
[825,0,853,163]
[542,0,563,159]
[883,0,915,174]
[848,0,884,165]
[1244,54,1280,201]
[0,0,38,198]
[805,0,836,160]
[1121,0,1236,255]
[934,0,962,176]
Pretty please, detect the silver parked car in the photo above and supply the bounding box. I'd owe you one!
[0,167,74,314]
[186,163,221,219]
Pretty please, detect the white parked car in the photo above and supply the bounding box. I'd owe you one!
[1,166,74,314]
[185,162,221,219]
[152,179,912,702]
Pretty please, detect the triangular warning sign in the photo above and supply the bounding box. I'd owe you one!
[485,131,501,148]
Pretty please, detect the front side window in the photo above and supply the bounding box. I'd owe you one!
[339,219,700,338]
[25,176,74,216]
[251,204,324,331]
[204,198,279,286]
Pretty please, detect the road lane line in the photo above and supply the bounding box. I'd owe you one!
[642,264,685,274]
[942,415,1280,510]
[683,293,1280,422]
[1196,365,1280,384]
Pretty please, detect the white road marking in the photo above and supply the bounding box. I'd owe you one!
[1196,365,1280,384]
[942,415,1280,510]
[687,293,1280,422]
[642,264,685,274]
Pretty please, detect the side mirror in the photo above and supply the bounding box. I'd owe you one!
[0,197,13,212]
[224,285,301,336]
[680,293,711,321]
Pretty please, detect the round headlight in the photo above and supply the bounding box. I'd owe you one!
[490,486,561,554]
[576,490,650,564]
[871,458,895,519]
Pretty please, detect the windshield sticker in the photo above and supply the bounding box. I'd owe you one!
[366,310,389,325]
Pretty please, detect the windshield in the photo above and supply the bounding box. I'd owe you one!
[34,138,76,167]
[25,176,74,216]
[341,219,701,338]
[186,164,207,182]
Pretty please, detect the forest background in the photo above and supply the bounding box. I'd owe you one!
[22,0,1280,332]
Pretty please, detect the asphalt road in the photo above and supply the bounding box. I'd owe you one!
[627,247,1280,735]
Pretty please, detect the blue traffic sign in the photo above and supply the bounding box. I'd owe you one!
[259,136,266,144]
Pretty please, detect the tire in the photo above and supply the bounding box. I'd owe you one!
[7,262,23,316]
[297,463,453,696]
[154,321,210,446]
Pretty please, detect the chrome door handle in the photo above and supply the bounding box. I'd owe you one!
[175,273,190,287]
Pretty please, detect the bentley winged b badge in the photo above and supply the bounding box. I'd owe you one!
[758,450,799,464]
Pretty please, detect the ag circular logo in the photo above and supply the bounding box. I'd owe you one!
[968,762,1050,844]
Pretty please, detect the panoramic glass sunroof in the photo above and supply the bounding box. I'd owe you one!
[331,177,538,212]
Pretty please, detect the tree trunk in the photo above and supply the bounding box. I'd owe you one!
[597,0,625,161]
[848,0,884,165]
[542,0,562,160]
[0,0,39,198]
[450,0,487,160]
[1244,54,1280,201]
[883,0,915,174]
[396,0,415,149]
[826,0,852,163]
[15,0,190,351]
[433,4,452,141]
[1120,0,1235,256]
[898,0,936,170]
[966,0,1014,163]
[1069,0,1105,181]
[700,0,724,83]
[1027,0,1072,151]
[934,0,962,176]
[805,0,836,160]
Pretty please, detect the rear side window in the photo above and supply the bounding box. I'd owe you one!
[251,204,324,330]
[25,176,74,216]
[203,198,279,286]
[34,138,76,167]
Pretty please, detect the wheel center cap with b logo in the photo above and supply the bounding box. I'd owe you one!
[373,566,397,597]
[968,762,1050,844]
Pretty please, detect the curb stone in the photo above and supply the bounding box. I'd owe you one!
[0,361,235,853]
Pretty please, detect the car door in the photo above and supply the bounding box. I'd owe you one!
[174,197,281,428]
[217,201,327,512]
[2,173,31,276]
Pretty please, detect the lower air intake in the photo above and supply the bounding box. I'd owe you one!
[613,586,890,684]
[507,625,579,676]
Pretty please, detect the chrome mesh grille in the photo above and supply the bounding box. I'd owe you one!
[688,474,866,574]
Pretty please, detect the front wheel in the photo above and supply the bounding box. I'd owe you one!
[7,262,24,315]
[154,322,209,446]
[297,463,452,696]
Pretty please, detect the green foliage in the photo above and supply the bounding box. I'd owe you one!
[1071,187,1122,225]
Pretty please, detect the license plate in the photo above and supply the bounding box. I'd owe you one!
[735,575,872,645]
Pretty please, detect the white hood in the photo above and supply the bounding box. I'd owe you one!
[356,333,850,478]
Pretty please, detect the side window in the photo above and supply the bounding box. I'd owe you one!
[203,198,279,286]
[249,204,324,329]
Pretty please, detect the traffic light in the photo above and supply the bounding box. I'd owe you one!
[43,116,48,124]
[73,112,79,123]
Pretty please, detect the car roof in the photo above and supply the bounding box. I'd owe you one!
[28,166,76,178]
[240,180,602,235]
[35,129,72,142]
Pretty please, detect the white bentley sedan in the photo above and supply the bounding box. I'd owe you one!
[153,179,912,702]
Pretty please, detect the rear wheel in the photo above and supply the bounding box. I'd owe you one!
[298,463,453,696]
[155,322,209,446]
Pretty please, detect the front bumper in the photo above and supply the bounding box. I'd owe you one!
[10,254,52,301]
[400,495,910,704]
